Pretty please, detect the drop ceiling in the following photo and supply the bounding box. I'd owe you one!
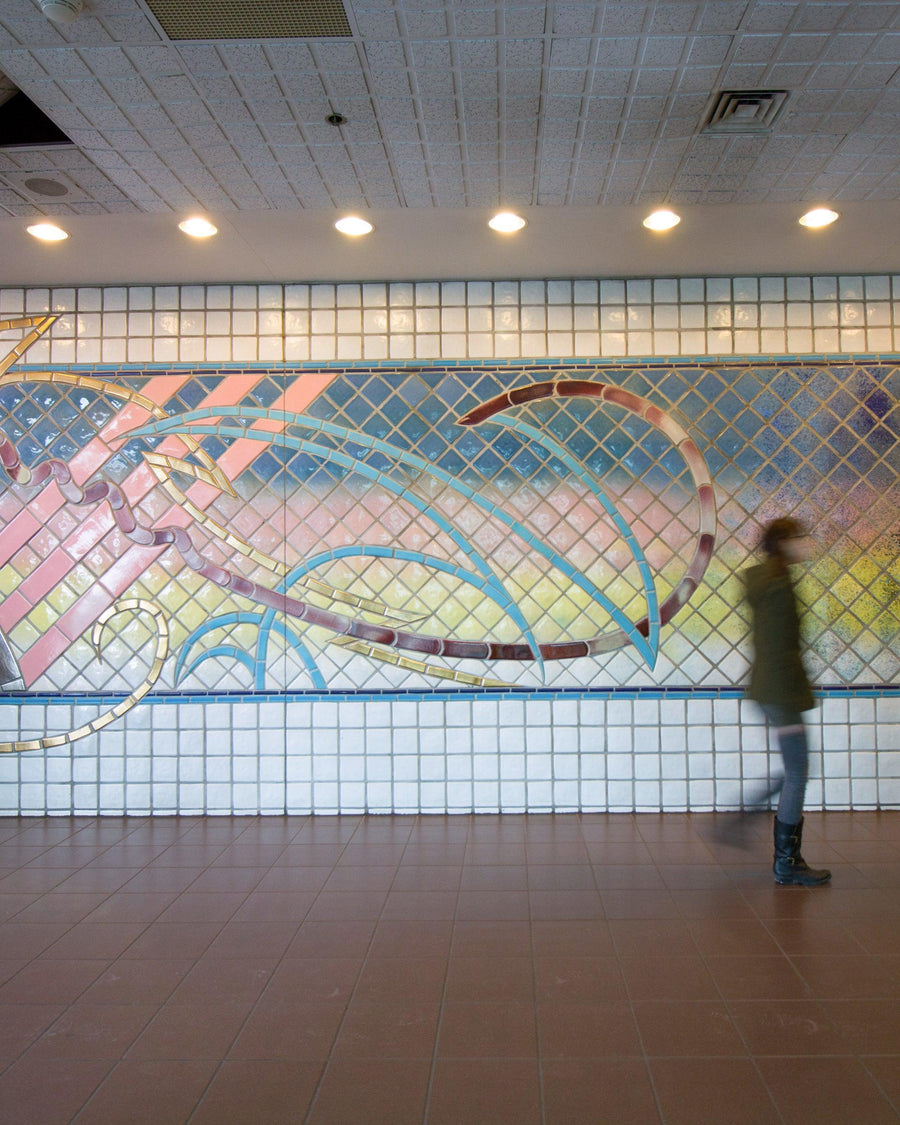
[0,0,899,286]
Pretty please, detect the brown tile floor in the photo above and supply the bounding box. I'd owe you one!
[0,810,899,1124]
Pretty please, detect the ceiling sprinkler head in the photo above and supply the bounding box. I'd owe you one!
[326,113,347,127]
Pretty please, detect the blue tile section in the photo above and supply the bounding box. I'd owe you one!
[6,684,898,707]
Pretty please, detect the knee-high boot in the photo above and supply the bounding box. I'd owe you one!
[773,817,831,886]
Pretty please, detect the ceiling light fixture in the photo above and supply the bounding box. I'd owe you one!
[27,221,68,241]
[643,209,681,232]
[798,207,839,229]
[335,216,373,236]
[178,216,218,238]
[488,211,526,233]
[39,0,83,23]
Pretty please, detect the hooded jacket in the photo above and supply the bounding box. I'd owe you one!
[743,557,814,712]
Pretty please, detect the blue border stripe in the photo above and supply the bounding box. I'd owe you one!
[4,685,897,706]
[13,352,900,375]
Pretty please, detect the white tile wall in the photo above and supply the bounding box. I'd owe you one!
[1,272,898,815]
[1,695,897,815]
[3,273,900,365]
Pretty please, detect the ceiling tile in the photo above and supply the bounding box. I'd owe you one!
[0,0,898,281]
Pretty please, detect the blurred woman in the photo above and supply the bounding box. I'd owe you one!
[744,517,831,886]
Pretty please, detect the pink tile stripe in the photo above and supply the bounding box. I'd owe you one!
[10,376,245,683]
[1,374,193,675]
[184,371,338,508]
[9,550,75,618]
[18,624,70,686]
[0,507,43,574]
[12,369,339,685]
[0,590,30,634]
[0,376,191,568]
[0,378,192,643]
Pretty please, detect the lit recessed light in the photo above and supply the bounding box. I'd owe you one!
[40,0,83,23]
[334,216,373,236]
[26,222,68,242]
[178,216,218,238]
[798,207,839,229]
[642,209,681,232]
[488,211,526,233]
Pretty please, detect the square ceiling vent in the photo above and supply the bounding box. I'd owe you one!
[143,0,351,39]
[702,90,789,134]
[2,169,86,200]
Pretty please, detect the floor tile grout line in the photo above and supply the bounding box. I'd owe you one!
[701,934,793,1125]
[636,819,783,1125]
[182,818,353,1124]
[527,858,545,1125]
[417,813,468,1125]
[153,818,316,1124]
[0,817,174,1070]
[48,818,236,1122]
[300,814,424,1125]
[618,828,668,1125]
[859,1056,900,1118]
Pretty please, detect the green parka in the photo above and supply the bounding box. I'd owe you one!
[743,557,814,712]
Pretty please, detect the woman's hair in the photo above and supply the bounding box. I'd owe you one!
[761,517,805,557]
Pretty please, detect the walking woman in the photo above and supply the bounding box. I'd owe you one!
[744,517,831,886]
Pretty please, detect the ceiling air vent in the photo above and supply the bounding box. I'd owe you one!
[2,169,81,198]
[143,0,351,39]
[702,90,789,134]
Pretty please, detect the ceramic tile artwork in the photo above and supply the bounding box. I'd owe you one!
[0,277,898,816]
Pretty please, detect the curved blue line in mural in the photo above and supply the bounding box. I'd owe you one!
[175,612,264,684]
[286,546,519,620]
[133,416,544,668]
[286,410,653,662]
[494,415,660,656]
[281,544,521,599]
[253,546,528,682]
[175,610,325,690]
[132,407,653,664]
[258,618,328,691]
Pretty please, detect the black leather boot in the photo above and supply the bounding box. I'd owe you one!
[773,817,831,886]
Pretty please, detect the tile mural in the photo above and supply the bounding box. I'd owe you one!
[1,313,897,759]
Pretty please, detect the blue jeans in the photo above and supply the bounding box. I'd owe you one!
[758,704,809,825]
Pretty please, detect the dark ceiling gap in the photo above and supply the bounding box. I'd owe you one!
[0,90,73,149]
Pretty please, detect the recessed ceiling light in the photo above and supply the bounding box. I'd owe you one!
[643,209,681,232]
[798,207,839,229]
[40,0,83,23]
[178,216,218,238]
[26,222,68,241]
[335,216,373,236]
[488,211,526,233]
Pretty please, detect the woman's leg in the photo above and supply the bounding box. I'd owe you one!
[758,705,807,821]
[761,707,830,885]
[773,722,808,824]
